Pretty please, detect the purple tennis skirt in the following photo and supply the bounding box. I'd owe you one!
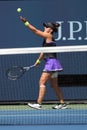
[43,58,63,72]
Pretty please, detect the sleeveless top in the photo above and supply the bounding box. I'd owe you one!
[42,39,57,59]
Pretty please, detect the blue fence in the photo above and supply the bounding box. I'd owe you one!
[0,0,87,102]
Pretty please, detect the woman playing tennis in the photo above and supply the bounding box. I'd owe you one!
[20,16,67,109]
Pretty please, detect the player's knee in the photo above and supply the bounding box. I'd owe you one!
[39,80,46,87]
[40,84,46,88]
[39,81,45,86]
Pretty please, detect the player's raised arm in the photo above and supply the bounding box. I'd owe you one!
[20,16,50,39]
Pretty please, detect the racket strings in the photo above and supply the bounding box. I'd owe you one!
[7,67,25,80]
[6,65,34,80]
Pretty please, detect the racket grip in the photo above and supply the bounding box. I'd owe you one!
[24,65,35,70]
[30,65,35,68]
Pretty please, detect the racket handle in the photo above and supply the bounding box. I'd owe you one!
[24,65,35,70]
[30,65,35,68]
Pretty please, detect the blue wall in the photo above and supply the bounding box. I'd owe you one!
[0,0,87,48]
[0,0,87,102]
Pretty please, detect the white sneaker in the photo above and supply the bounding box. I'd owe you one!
[52,103,67,109]
[28,103,42,110]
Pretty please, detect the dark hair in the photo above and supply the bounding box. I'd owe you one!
[43,22,60,33]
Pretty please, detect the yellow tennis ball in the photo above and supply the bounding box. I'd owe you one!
[17,8,22,13]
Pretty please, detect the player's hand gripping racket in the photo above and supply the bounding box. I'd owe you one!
[6,65,35,80]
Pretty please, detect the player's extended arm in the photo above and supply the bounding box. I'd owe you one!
[20,16,50,38]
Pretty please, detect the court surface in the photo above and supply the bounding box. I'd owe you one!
[0,125,87,130]
[0,103,87,125]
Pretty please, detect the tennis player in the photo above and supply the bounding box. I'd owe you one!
[20,16,67,109]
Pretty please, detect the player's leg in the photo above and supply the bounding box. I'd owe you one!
[37,72,51,104]
[28,72,52,109]
[50,72,67,109]
[50,76,64,103]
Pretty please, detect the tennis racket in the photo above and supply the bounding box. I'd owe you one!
[6,65,35,80]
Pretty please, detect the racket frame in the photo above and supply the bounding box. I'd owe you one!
[6,65,35,80]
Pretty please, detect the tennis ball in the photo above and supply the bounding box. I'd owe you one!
[17,8,22,13]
